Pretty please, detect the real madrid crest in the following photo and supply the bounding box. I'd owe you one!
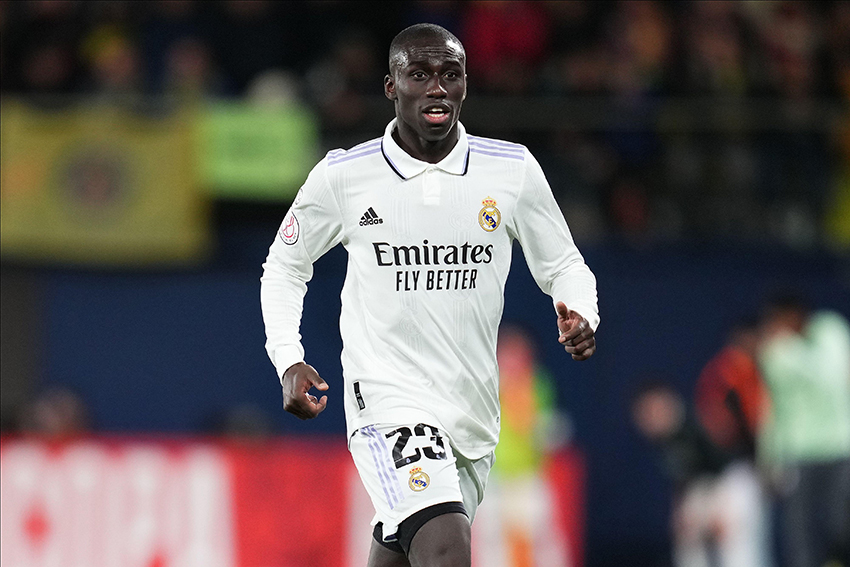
[408,467,430,492]
[478,197,501,232]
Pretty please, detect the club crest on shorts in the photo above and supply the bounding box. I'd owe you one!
[408,467,430,492]
[478,197,501,232]
[279,211,300,245]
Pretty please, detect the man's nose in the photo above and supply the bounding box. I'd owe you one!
[426,75,447,97]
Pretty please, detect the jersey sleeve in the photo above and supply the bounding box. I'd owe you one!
[260,158,345,381]
[510,149,600,331]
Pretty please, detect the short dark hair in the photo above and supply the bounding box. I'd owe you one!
[762,291,810,320]
[389,23,465,72]
[629,376,679,408]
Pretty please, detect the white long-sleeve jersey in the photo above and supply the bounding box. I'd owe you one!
[261,120,599,459]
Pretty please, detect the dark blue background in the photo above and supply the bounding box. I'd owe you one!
[41,236,849,567]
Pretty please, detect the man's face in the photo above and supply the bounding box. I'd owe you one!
[633,390,682,441]
[385,36,467,143]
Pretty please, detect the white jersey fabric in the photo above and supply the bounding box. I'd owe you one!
[261,119,599,459]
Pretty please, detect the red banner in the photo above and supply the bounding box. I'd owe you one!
[0,437,583,567]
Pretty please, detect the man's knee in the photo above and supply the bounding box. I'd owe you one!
[407,512,471,567]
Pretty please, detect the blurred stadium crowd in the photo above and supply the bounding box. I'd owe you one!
[2,0,849,247]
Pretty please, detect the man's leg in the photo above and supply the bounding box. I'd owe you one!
[406,512,471,567]
[367,539,411,567]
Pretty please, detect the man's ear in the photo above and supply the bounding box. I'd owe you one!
[384,74,397,101]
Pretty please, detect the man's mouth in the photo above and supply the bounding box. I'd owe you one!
[423,105,451,124]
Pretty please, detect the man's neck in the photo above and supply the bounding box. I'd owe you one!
[392,122,459,164]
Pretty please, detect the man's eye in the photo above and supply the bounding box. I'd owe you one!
[412,71,427,79]
[445,71,458,79]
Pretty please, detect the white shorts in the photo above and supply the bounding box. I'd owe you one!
[349,422,494,543]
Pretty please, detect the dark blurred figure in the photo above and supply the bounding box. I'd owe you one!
[139,0,221,97]
[606,0,673,98]
[1,0,86,95]
[207,402,275,445]
[758,294,850,567]
[695,318,768,459]
[209,1,292,95]
[681,1,751,97]
[81,24,143,97]
[825,1,850,101]
[305,28,383,146]
[17,386,91,439]
[541,0,610,95]
[633,379,771,567]
[460,0,551,94]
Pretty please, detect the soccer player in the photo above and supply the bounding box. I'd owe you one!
[261,24,598,567]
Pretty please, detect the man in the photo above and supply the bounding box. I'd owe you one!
[758,295,850,567]
[261,24,598,567]
[692,319,773,567]
[632,376,772,567]
[695,318,767,459]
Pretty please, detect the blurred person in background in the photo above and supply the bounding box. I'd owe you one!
[1,0,86,96]
[17,386,91,440]
[757,294,850,567]
[261,23,598,567]
[632,377,769,567]
[486,324,572,567]
[305,28,383,143]
[139,0,223,98]
[459,0,551,94]
[695,318,768,460]
[209,0,291,95]
[694,317,774,567]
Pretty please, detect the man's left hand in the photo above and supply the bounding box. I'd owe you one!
[556,301,596,361]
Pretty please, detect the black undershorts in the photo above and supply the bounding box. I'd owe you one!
[372,501,468,554]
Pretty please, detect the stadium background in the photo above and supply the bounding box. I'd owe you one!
[1,1,848,566]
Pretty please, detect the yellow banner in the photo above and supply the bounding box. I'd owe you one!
[1,101,210,266]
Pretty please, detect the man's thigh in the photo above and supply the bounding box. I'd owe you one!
[367,539,410,567]
[407,512,471,567]
[367,515,472,567]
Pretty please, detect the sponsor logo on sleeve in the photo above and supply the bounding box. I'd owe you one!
[278,211,300,245]
[478,197,501,232]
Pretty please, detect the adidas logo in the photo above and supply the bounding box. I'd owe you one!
[359,207,384,226]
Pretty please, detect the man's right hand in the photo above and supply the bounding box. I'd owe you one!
[281,362,328,419]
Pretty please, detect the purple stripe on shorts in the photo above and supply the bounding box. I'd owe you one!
[366,426,405,507]
[370,426,404,502]
[328,147,382,165]
[364,426,405,508]
[470,148,526,160]
[468,136,524,151]
[363,428,398,509]
[363,427,397,508]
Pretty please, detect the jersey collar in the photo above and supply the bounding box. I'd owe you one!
[381,118,470,180]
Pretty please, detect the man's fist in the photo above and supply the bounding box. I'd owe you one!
[556,301,596,361]
[281,362,329,419]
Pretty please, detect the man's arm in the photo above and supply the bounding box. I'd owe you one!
[260,158,344,418]
[511,150,599,359]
